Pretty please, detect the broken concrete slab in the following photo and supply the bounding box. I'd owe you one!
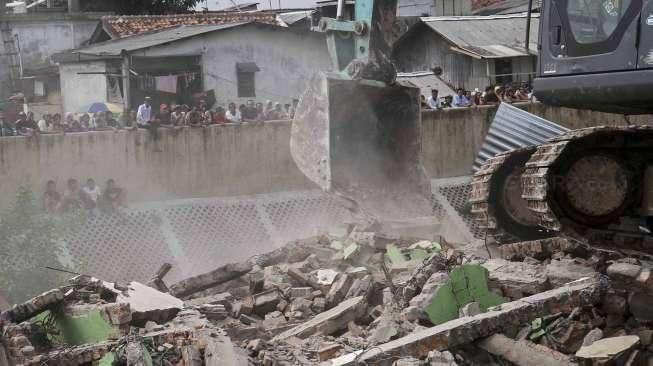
[318,343,343,362]
[478,334,576,366]
[274,296,366,341]
[185,292,234,310]
[326,274,353,308]
[499,237,579,261]
[325,278,601,365]
[483,259,549,299]
[199,330,249,366]
[253,289,281,317]
[116,282,183,326]
[170,262,253,299]
[2,288,64,324]
[545,258,598,288]
[575,336,640,364]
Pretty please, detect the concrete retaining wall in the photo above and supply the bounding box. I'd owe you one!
[420,103,653,178]
[1,103,651,209]
[0,121,314,208]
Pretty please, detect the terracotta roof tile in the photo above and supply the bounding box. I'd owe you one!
[102,11,279,38]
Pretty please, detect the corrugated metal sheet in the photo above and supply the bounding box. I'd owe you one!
[421,13,539,58]
[278,10,314,25]
[75,23,248,56]
[472,103,569,171]
[396,71,456,96]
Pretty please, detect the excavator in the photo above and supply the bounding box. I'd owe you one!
[290,0,653,252]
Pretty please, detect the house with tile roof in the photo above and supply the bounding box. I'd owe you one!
[54,21,331,113]
[88,11,281,43]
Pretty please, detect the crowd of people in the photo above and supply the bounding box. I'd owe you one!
[421,83,533,110]
[43,178,127,215]
[0,97,301,137]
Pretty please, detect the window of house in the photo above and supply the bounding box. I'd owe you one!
[236,62,260,98]
[34,80,45,97]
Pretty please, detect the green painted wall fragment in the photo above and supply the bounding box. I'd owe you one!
[386,244,407,265]
[424,264,506,325]
[58,309,117,345]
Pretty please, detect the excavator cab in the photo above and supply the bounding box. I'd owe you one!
[290,0,431,219]
[534,0,653,114]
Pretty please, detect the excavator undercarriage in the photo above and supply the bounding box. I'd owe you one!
[471,125,653,253]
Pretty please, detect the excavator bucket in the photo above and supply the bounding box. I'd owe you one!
[290,74,431,219]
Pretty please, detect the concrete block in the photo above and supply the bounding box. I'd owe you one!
[253,289,281,317]
[326,274,354,308]
[318,343,343,362]
[274,296,366,341]
[116,282,183,326]
[483,259,548,299]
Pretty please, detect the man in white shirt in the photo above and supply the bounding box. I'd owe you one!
[136,96,153,127]
[82,178,101,213]
[225,102,242,123]
[427,89,441,110]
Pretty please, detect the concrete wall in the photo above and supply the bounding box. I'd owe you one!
[117,24,331,106]
[59,61,107,113]
[0,103,651,209]
[420,103,653,178]
[0,121,314,209]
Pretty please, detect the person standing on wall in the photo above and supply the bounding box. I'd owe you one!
[136,96,153,128]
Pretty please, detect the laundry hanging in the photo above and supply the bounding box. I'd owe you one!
[155,75,178,94]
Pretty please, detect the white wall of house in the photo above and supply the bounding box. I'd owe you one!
[0,13,100,99]
[59,61,108,113]
[126,24,332,106]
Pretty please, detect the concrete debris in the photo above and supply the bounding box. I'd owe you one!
[478,333,576,366]
[482,258,549,299]
[325,274,354,307]
[273,296,367,340]
[575,336,640,363]
[3,230,653,366]
[115,281,183,326]
[325,277,601,365]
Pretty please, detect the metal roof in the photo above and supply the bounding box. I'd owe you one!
[396,71,456,97]
[74,23,249,56]
[472,103,568,172]
[277,10,314,25]
[420,13,539,59]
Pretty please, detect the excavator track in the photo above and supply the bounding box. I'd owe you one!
[470,147,553,243]
[522,125,653,253]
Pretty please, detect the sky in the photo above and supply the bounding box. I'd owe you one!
[194,0,319,11]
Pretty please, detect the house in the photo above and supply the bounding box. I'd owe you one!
[88,11,280,43]
[392,13,538,91]
[0,0,111,110]
[54,22,331,113]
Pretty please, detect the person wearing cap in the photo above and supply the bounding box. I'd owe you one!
[427,89,441,110]
[137,96,153,127]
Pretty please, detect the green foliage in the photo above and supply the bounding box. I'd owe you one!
[115,0,202,14]
[0,187,84,304]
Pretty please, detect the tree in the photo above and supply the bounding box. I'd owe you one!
[0,187,82,304]
[114,0,202,14]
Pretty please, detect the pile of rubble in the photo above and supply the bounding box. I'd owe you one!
[2,227,653,366]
